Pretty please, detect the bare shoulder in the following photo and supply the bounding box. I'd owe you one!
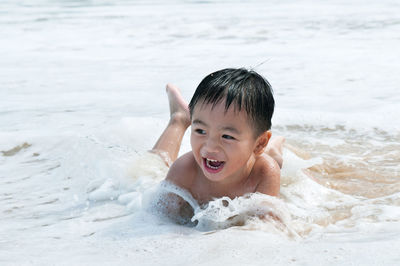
[165,151,198,190]
[254,154,281,197]
[159,152,198,225]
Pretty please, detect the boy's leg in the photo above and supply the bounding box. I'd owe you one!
[265,136,285,168]
[151,84,191,166]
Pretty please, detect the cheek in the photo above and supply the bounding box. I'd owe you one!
[228,141,254,160]
[190,133,201,153]
[190,135,203,166]
[190,132,196,148]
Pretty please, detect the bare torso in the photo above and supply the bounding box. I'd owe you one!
[166,151,280,205]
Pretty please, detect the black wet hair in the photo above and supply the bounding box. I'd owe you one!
[188,68,275,137]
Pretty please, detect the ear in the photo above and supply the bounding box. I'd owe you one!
[254,131,272,156]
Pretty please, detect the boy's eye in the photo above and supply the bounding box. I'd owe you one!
[195,129,206,135]
[222,134,235,140]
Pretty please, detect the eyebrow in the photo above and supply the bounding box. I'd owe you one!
[192,119,207,126]
[222,126,241,135]
[192,119,241,135]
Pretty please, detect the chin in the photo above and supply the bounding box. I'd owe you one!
[202,170,228,183]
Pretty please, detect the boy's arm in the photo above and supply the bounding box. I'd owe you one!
[158,152,197,225]
[255,155,281,197]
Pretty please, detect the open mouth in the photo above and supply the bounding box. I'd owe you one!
[203,158,225,173]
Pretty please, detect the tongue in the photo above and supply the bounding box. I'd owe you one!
[209,160,223,167]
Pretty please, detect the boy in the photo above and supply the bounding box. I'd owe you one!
[151,68,284,207]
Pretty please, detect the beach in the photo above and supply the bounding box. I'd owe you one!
[1,0,400,265]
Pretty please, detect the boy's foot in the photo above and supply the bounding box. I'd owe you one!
[266,136,285,168]
[166,83,191,128]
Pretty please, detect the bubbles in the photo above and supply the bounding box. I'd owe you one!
[84,143,400,241]
[143,182,198,226]
[191,193,298,238]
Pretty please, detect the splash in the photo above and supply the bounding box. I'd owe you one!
[86,146,400,239]
[191,193,298,238]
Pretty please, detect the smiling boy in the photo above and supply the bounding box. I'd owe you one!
[151,68,283,206]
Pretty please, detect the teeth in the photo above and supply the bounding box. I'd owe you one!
[205,158,223,170]
[206,160,218,169]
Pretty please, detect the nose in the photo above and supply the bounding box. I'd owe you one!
[203,137,220,153]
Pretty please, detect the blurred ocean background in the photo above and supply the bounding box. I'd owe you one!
[1,0,399,265]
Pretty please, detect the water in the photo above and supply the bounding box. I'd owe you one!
[1,0,400,265]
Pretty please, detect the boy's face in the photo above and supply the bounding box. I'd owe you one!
[190,100,262,184]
